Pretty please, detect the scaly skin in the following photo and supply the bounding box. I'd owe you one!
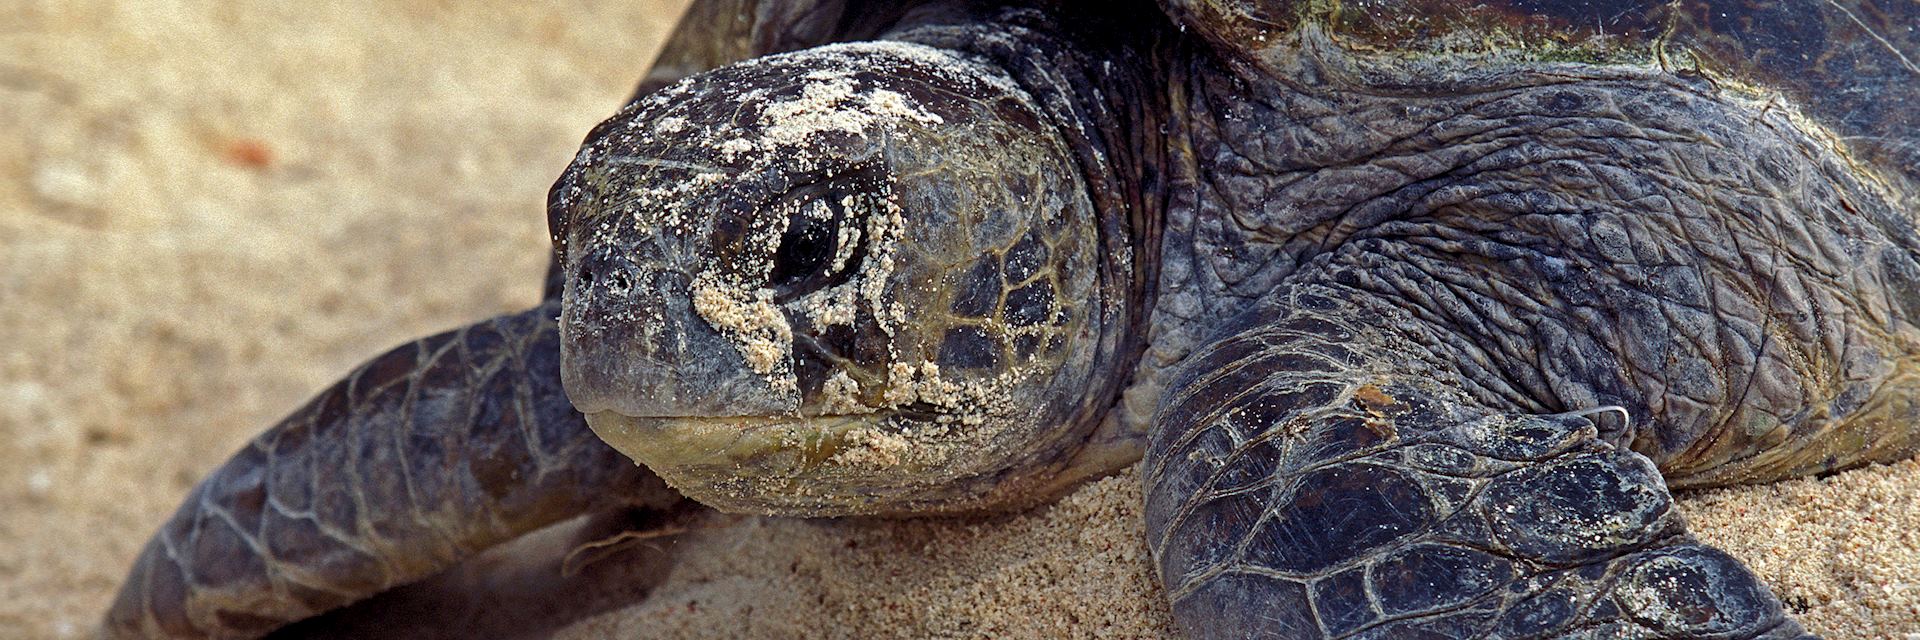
[1147,282,1812,638]
[1140,17,1919,635]
[1148,42,1920,486]
[101,302,679,639]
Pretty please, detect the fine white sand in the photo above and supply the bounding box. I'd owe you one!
[3,3,1914,639]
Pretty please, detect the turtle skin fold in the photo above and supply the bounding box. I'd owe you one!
[102,301,680,639]
[1146,278,1813,639]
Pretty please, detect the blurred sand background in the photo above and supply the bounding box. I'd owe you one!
[0,2,1914,638]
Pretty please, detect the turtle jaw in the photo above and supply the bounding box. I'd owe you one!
[583,409,947,516]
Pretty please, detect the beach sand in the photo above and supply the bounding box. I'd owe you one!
[2,3,1915,638]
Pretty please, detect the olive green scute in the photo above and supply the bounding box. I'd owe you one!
[937,326,1002,370]
[948,256,1003,318]
[1003,282,1056,326]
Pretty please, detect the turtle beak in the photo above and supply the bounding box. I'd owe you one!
[558,245,793,418]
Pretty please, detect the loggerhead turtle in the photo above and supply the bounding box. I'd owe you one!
[105,0,1920,637]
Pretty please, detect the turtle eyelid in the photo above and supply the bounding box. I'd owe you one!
[769,187,868,301]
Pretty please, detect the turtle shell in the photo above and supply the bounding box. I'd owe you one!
[1161,0,1920,209]
[630,0,917,97]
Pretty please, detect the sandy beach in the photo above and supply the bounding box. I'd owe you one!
[2,2,1915,638]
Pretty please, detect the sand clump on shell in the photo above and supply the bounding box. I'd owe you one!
[2,3,1917,639]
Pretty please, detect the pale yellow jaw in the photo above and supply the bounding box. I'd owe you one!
[584,410,892,474]
[583,409,968,515]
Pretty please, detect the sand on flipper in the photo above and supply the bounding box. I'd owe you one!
[2,3,1915,639]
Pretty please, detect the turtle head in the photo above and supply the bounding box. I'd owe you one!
[549,43,1119,515]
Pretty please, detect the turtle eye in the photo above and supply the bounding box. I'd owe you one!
[770,199,835,289]
[769,192,863,299]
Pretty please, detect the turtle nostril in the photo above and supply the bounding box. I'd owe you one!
[575,249,643,298]
[606,270,632,296]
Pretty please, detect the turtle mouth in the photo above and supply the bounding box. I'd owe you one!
[585,403,976,515]
[586,409,899,474]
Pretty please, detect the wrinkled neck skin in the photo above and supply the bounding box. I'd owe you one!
[1147,22,1920,485]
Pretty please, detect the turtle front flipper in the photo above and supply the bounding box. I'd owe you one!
[102,301,681,639]
[1144,284,1813,639]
